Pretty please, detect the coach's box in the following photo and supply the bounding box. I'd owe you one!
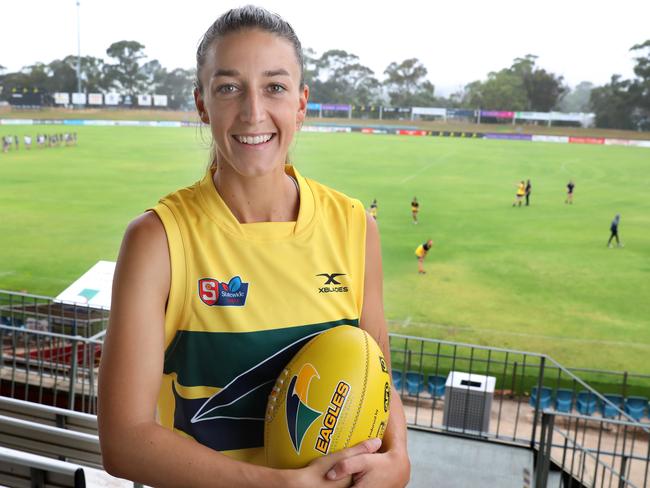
[442,371,496,435]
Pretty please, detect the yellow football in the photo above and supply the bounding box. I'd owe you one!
[264,325,391,469]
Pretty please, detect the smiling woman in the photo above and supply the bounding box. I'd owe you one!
[97,5,409,488]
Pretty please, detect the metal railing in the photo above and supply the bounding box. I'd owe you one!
[0,290,109,338]
[0,324,101,414]
[536,411,650,488]
[388,333,650,487]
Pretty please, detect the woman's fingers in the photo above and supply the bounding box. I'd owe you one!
[323,438,382,480]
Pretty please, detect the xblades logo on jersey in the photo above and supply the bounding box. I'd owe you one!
[316,273,349,294]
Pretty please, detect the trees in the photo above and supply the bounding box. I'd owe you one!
[307,49,382,105]
[383,58,435,107]
[105,41,148,99]
[156,68,195,110]
[558,81,594,113]
[463,55,566,111]
[590,75,635,129]
[589,39,650,130]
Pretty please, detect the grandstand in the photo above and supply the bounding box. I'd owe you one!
[1,289,648,487]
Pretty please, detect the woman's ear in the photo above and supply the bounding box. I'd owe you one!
[296,84,309,129]
[194,87,210,124]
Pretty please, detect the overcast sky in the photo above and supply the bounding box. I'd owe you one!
[4,0,649,95]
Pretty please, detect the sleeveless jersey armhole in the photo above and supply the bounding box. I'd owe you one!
[348,198,367,316]
[149,203,187,350]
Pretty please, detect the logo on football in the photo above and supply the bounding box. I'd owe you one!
[285,363,321,453]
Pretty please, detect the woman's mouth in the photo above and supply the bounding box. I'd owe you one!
[233,133,275,145]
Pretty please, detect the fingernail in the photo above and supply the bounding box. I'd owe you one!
[369,438,382,449]
[326,469,337,480]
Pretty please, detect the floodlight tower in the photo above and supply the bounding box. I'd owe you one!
[76,0,81,95]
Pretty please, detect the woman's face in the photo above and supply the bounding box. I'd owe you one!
[195,29,308,178]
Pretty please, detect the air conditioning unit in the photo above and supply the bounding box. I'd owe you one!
[443,371,496,435]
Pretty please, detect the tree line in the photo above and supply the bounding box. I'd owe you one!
[1,39,649,130]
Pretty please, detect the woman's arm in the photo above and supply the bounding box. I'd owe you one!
[98,212,372,488]
[326,213,411,487]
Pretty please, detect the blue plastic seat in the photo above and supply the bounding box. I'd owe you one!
[529,386,552,409]
[576,391,597,416]
[427,375,446,398]
[405,371,425,396]
[554,389,574,413]
[391,369,402,391]
[600,394,624,419]
[624,396,648,421]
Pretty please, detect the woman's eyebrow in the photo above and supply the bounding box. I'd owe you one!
[211,68,289,78]
[212,69,239,78]
[263,69,290,77]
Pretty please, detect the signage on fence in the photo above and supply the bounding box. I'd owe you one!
[54,93,70,105]
[153,94,168,107]
[55,260,116,310]
[71,92,86,105]
[412,107,446,117]
[137,94,152,106]
[88,93,103,106]
[105,93,120,106]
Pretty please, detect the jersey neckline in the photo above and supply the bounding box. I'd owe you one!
[196,164,316,241]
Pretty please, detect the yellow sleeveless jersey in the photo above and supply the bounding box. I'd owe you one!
[150,165,366,465]
[415,244,426,258]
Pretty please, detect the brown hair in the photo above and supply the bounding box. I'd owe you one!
[195,5,304,94]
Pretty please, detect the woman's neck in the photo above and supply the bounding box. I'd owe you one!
[212,163,300,223]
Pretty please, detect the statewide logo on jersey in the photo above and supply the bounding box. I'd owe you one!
[199,276,249,307]
[286,363,322,453]
[316,273,349,294]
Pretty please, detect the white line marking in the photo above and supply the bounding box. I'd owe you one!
[388,319,650,349]
[400,151,456,184]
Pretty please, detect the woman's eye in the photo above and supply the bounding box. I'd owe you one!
[217,84,238,94]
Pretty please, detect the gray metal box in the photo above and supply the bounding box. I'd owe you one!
[443,371,496,434]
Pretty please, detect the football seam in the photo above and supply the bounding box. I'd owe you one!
[264,332,322,463]
[344,330,369,449]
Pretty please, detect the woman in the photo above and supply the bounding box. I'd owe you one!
[513,180,525,207]
[415,239,433,274]
[410,197,419,224]
[369,198,378,220]
[98,6,409,488]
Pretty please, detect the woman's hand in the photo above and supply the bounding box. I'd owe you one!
[324,439,410,487]
[286,438,384,488]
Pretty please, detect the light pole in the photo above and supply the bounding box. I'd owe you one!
[76,0,81,96]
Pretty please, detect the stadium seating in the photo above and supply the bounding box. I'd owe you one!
[406,371,425,396]
[600,394,624,419]
[554,389,574,413]
[576,391,597,416]
[624,396,648,422]
[427,375,446,398]
[391,369,403,391]
[529,386,552,410]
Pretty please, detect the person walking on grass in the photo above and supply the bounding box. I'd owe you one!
[608,214,623,248]
[513,180,525,207]
[525,179,532,206]
[565,180,575,204]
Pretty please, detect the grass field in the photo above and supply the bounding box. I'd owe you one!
[1,125,649,375]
